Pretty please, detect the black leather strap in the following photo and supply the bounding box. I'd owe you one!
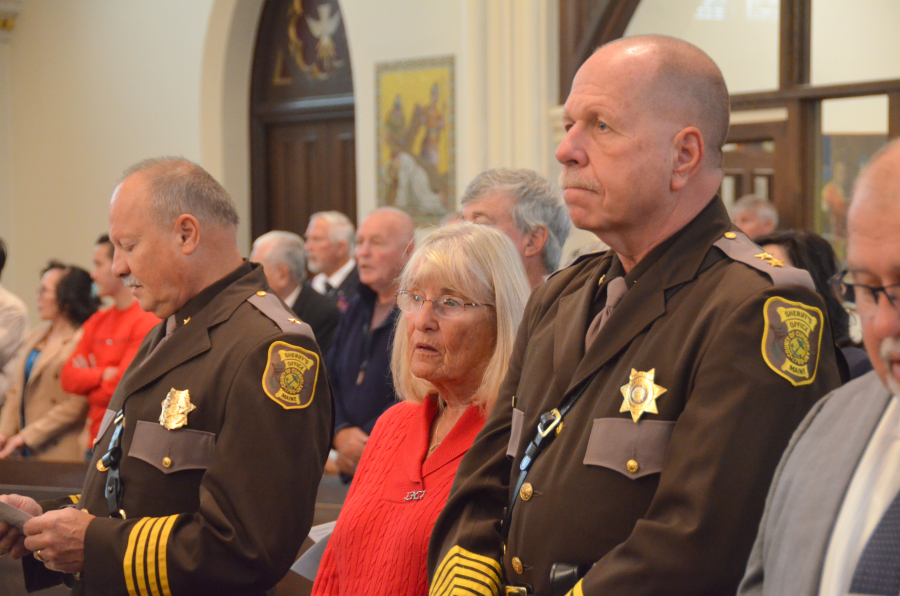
[101,410,126,519]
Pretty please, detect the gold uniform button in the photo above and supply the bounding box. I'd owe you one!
[96,461,108,472]
[519,482,534,501]
[511,556,524,575]
[724,232,737,239]
[162,457,173,468]
[626,459,639,474]
[256,290,267,296]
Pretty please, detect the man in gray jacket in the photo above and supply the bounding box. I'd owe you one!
[739,137,900,596]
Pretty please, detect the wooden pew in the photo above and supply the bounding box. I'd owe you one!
[0,459,87,596]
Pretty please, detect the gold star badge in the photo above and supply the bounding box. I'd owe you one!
[620,368,667,423]
[159,388,196,430]
[754,252,785,268]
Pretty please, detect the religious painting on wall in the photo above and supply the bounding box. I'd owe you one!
[260,0,353,102]
[376,56,455,222]
[817,134,886,260]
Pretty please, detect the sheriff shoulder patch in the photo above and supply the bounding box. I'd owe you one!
[262,341,319,409]
[761,296,824,386]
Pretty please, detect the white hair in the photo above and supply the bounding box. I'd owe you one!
[309,211,355,254]
[391,222,530,412]
[733,194,779,228]
[252,231,307,284]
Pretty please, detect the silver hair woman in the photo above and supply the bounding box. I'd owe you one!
[313,222,530,596]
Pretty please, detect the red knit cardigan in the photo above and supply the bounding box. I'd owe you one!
[312,396,486,596]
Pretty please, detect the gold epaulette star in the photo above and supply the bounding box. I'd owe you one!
[754,252,785,268]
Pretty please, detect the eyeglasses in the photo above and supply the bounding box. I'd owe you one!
[396,290,493,318]
[833,270,900,312]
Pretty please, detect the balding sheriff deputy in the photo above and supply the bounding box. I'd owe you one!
[0,158,332,596]
[427,37,842,596]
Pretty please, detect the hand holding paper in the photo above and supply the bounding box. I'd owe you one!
[0,495,41,559]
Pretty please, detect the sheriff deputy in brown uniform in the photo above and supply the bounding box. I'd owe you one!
[0,158,332,596]
[427,36,842,596]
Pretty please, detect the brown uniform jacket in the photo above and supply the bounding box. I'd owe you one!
[427,198,842,596]
[24,263,332,596]
[0,322,87,461]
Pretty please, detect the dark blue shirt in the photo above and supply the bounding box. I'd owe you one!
[326,284,399,435]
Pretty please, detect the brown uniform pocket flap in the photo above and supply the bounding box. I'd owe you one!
[583,418,675,479]
[507,407,525,458]
[129,420,215,474]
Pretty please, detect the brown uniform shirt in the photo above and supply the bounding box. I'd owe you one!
[428,198,842,596]
[25,263,332,596]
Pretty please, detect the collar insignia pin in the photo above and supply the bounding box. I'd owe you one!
[620,368,667,423]
[160,388,196,430]
[754,252,785,268]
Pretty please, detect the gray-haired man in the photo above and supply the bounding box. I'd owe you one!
[462,168,571,289]
[251,231,340,355]
[305,211,359,312]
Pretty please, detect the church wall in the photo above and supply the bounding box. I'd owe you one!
[5,0,215,323]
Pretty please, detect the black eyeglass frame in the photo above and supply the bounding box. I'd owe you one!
[833,270,900,311]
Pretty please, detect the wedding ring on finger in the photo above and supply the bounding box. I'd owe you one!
[34,549,45,562]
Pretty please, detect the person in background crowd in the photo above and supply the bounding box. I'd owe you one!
[428,35,841,596]
[326,207,415,480]
[0,262,97,461]
[60,234,159,458]
[732,193,779,239]
[738,139,900,596]
[306,211,360,312]
[0,237,28,405]
[313,223,530,596]
[461,168,571,289]
[755,229,873,380]
[0,157,331,596]
[251,230,341,355]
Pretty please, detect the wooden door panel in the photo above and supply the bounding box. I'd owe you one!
[264,118,356,235]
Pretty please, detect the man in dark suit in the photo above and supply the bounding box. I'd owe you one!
[305,211,359,312]
[251,230,341,355]
[428,35,841,596]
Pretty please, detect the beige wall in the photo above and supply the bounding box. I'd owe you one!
[5,0,217,323]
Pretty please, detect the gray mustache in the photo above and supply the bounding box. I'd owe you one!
[122,276,141,288]
[558,170,601,193]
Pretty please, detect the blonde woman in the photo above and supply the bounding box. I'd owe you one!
[313,223,530,596]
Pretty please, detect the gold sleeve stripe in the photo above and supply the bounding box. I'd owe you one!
[566,579,585,596]
[157,515,178,596]
[68,494,80,504]
[124,518,152,596]
[145,517,167,596]
[433,545,503,588]
[133,516,156,596]
[430,545,502,596]
[432,558,503,595]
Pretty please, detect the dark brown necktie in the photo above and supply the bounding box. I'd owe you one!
[585,277,627,350]
[143,316,176,364]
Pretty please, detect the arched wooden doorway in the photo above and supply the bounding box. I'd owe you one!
[250,0,356,240]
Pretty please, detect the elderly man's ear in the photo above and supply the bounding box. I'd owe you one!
[523,226,549,259]
[175,214,202,255]
[670,127,705,192]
